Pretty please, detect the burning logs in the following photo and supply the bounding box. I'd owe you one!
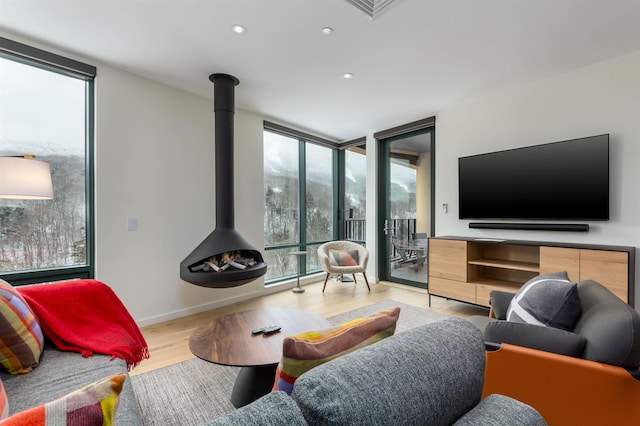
[189,251,258,273]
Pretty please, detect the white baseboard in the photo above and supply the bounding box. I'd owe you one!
[135,272,326,327]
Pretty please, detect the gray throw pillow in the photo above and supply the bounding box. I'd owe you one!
[506,271,582,331]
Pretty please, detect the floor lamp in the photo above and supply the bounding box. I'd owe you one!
[0,156,54,200]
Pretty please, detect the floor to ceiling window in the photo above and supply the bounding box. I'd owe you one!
[263,126,337,283]
[263,131,300,282]
[343,145,367,242]
[304,143,335,273]
[0,38,95,285]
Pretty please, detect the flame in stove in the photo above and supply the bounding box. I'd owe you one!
[219,252,237,264]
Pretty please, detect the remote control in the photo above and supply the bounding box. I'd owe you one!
[261,325,281,335]
[251,328,264,335]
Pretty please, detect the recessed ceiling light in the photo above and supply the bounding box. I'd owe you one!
[343,73,354,79]
[321,27,334,36]
[231,25,247,34]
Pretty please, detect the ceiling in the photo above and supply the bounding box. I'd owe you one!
[1,0,639,142]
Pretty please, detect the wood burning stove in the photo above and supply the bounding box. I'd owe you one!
[180,74,267,287]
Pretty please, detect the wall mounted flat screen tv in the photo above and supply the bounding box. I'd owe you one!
[458,134,609,221]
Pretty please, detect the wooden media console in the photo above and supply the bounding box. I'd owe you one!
[428,236,635,307]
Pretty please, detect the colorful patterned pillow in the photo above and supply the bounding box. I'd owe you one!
[1,373,125,425]
[0,279,44,374]
[0,378,8,420]
[328,249,359,266]
[276,307,400,395]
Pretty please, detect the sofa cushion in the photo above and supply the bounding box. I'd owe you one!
[0,279,44,374]
[328,249,359,266]
[202,391,306,426]
[292,318,485,426]
[1,373,125,425]
[453,394,547,426]
[1,347,141,423]
[507,271,582,331]
[276,307,399,394]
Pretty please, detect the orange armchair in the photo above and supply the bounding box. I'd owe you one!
[483,342,640,425]
[471,280,640,425]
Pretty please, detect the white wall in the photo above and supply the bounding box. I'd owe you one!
[1,32,319,326]
[81,48,640,319]
[434,51,640,307]
[94,65,306,325]
[365,133,379,281]
[5,31,639,321]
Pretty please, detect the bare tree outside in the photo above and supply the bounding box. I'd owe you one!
[344,148,367,241]
[345,148,367,220]
[305,143,333,272]
[263,131,299,281]
[263,131,335,282]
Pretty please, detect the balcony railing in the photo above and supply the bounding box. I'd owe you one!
[344,218,417,258]
[344,219,366,243]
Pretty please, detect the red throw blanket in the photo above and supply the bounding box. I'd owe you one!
[18,279,149,370]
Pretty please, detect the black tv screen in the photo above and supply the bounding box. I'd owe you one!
[458,134,609,221]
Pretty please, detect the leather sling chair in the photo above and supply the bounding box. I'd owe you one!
[469,280,640,426]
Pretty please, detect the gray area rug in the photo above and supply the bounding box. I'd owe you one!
[130,299,447,425]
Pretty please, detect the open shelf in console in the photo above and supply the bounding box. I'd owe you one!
[468,241,540,275]
[467,242,540,299]
[467,259,540,272]
[469,263,538,295]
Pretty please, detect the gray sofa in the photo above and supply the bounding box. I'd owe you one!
[1,345,142,424]
[206,318,546,425]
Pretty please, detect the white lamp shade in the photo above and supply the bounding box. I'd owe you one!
[0,157,54,200]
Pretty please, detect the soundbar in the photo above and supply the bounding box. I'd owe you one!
[469,222,589,232]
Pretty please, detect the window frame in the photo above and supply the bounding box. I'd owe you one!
[0,37,95,286]
[263,123,340,284]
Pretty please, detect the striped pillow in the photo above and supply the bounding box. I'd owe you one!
[328,249,359,266]
[276,307,400,395]
[506,271,582,331]
[1,373,125,425]
[0,279,44,374]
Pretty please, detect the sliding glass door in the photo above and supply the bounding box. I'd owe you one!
[378,129,433,289]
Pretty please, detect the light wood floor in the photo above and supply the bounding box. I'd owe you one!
[131,279,489,376]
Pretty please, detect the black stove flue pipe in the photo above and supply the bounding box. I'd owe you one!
[212,73,238,230]
[180,74,267,288]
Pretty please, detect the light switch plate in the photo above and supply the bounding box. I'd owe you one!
[127,218,138,231]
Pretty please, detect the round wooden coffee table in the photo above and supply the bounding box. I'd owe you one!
[189,308,330,407]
